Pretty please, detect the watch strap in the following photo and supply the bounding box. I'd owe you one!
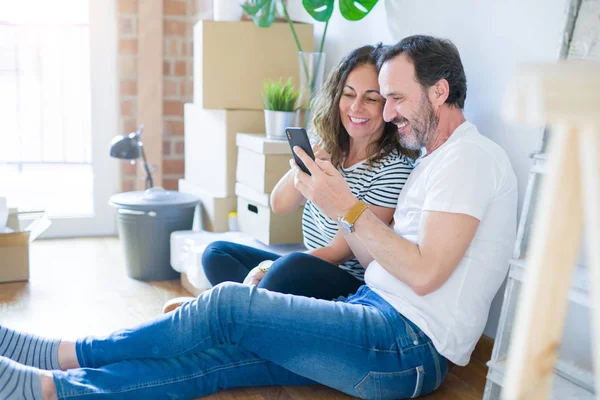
[343,200,368,226]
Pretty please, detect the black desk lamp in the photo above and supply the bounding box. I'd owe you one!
[109,125,154,189]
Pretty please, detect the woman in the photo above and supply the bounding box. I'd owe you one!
[202,44,418,300]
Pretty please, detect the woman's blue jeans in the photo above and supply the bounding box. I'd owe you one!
[53,283,449,400]
[202,241,363,300]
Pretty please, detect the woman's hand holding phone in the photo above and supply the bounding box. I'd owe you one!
[312,144,331,162]
[285,127,315,175]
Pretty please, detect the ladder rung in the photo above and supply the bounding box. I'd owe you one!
[508,259,590,307]
[486,359,595,399]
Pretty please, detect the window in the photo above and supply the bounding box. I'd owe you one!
[0,0,94,217]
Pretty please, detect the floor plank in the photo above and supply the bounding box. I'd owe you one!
[0,237,490,399]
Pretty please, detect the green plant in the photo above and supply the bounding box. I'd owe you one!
[262,78,301,111]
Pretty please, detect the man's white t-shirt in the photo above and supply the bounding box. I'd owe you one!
[365,121,518,366]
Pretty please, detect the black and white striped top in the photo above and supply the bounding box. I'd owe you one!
[302,149,414,280]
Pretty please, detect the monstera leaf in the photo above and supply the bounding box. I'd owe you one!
[241,0,278,27]
[302,0,334,22]
[339,0,378,21]
[302,0,378,22]
[244,0,378,28]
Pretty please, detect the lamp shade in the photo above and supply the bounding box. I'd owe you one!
[109,133,141,160]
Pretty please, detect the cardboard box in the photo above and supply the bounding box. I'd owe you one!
[184,104,265,197]
[0,210,51,283]
[193,20,314,110]
[178,179,237,232]
[236,133,292,193]
[236,182,303,245]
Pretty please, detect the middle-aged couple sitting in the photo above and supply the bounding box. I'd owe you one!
[0,35,517,400]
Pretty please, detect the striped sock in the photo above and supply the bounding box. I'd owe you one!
[0,325,61,370]
[0,356,45,400]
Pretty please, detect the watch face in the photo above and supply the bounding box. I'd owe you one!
[340,218,353,233]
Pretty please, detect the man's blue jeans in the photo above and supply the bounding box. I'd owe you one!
[53,283,449,399]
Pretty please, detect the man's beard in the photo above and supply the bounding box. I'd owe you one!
[395,95,439,150]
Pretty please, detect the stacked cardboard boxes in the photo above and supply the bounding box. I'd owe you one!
[181,20,313,233]
[235,134,303,245]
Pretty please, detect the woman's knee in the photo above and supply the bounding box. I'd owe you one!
[273,252,316,270]
[259,253,315,293]
[201,241,232,268]
[267,254,307,279]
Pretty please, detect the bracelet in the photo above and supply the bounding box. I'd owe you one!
[259,265,270,273]
[257,260,273,273]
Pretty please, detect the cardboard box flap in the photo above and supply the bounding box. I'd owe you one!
[235,182,270,207]
[4,209,51,242]
[236,133,292,155]
[0,231,29,247]
[25,215,52,242]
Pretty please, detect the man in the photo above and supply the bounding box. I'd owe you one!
[294,35,517,366]
[0,35,516,400]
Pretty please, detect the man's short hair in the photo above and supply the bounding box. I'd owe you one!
[378,35,467,109]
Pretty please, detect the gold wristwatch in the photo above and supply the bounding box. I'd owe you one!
[339,200,368,233]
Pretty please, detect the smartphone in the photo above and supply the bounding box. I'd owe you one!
[285,127,316,175]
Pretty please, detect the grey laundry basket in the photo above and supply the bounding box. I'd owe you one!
[109,187,199,281]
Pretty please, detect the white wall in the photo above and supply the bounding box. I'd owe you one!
[289,0,572,337]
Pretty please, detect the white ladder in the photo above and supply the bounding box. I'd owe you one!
[483,127,595,399]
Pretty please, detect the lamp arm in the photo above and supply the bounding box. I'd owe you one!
[140,144,154,189]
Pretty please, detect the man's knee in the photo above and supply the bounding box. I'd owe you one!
[208,281,253,309]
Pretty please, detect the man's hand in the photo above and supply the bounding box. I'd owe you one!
[243,267,266,286]
[292,146,357,220]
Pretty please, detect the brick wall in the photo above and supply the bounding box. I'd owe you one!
[117,0,212,192]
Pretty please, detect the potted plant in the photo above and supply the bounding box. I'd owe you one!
[262,77,300,140]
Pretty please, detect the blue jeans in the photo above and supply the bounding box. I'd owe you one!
[202,241,363,300]
[53,284,448,399]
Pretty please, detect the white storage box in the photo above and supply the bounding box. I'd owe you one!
[178,179,236,232]
[236,182,304,245]
[170,230,306,294]
[184,104,264,197]
[236,133,292,193]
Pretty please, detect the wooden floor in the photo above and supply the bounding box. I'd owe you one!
[0,237,490,399]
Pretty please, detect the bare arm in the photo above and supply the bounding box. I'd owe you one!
[309,205,395,266]
[347,209,479,295]
[307,230,353,265]
[271,145,331,214]
[270,168,305,214]
[342,220,396,268]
